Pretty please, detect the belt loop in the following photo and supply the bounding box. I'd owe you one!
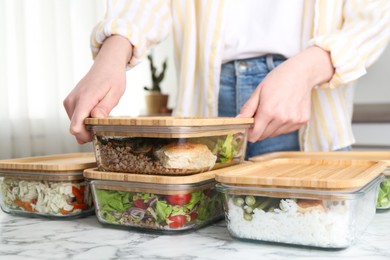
[266,54,275,71]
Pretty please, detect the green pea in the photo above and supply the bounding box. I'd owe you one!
[243,213,253,221]
[245,195,256,206]
[245,206,253,214]
[233,197,245,207]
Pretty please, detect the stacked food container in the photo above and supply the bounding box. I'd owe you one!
[2,116,387,248]
[215,154,388,248]
[0,153,96,218]
[84,116,254,232]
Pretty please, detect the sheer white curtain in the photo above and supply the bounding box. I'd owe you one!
[0,0,177,160]
[0,0,105,159]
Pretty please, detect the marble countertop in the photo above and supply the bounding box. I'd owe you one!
[1,210,390,260]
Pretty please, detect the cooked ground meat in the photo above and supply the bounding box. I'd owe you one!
[95,136,206,174]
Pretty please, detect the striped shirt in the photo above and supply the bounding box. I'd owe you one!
[90,0,390,152]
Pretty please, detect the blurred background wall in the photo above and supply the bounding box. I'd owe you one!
[0,0,177,159]
[0,0,388,159]
[353,47,390,149]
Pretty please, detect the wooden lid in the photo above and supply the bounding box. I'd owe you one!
[85,116,253,126]
[0,153,96,173]
[92,182,215,195]
[1,174,85,182]
[84,162,252,185]
[249,151,390,166]
[215,158,387,190]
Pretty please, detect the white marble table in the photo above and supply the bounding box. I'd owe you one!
[1,210,390,260]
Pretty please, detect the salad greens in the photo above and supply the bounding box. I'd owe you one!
[213,134,236,163]
[95,190,131,222]
[192,133,244,163]
[377,177,390,208]
[94,187,223,230]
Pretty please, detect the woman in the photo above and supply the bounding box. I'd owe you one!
[64,0,390,158]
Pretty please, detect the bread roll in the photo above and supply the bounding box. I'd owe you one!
[154,143,217,171]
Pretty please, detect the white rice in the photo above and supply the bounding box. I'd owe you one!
[226,199,353,248]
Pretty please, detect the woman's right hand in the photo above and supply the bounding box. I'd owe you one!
[63,35,133,144]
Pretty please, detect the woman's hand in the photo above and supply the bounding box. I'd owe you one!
[239,47,334,142]
[63,36,133,144]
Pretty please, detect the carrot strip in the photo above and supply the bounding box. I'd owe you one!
[15,200,36,212]
[73,203,89,210]
[72,186,84,204]
[60,209,72,215]
[15,200,24,207]
[23,202,35,212]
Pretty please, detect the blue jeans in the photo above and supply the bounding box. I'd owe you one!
[218,55,299,159]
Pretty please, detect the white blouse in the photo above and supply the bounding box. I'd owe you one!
[223,0,306,63]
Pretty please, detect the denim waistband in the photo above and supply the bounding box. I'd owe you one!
[221,54,286,76]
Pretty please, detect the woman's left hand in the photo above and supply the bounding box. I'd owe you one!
[238,46,334,143]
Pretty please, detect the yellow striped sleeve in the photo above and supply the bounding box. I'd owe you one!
[90,0,172,68]
[311,0,390,89]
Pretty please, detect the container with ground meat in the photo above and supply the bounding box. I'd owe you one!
[83,165,234,232]
[85,117,253,174]
[0,153,96,219]
[215,159,386,248]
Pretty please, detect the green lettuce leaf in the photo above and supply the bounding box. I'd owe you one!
[155,200,172,222]
[185,191,202,211]
[96,189,133,221]
[377,177,390,208]
[213,134,238,163]
[134,192,157,202]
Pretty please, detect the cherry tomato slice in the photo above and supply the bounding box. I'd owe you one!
[168,215,187,228]
[166,194,192,206]
[189,212,198,221]
[134,199,148,210]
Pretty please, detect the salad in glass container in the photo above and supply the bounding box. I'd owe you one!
[84,166,228,232]
[0,153,96,218]
[377,173,390,209]
[93,187,222,231]
[1,178,93,217]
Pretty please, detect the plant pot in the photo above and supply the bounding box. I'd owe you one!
[144,91,169,115]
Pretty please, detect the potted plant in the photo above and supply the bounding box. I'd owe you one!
[144,54,169,115]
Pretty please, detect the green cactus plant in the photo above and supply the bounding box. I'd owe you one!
[144,54,167,92]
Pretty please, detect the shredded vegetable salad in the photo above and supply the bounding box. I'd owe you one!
[0,178,93,216]
[94,187,223,230]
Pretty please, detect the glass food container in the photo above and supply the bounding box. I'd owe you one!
[0,153,96,219]
[85,117,253,174]
[215,159,386,248]
[83,166,229,232]
[377,170,390,209]
[249,151,390,210]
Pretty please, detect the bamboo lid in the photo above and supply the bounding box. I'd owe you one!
[85,116,253,126]
[249,151,390,166]
[249,151,390,176]
[0,174,85,182]
[215,158,387,190]
[84,162,252,185]
[0,153,96,173]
